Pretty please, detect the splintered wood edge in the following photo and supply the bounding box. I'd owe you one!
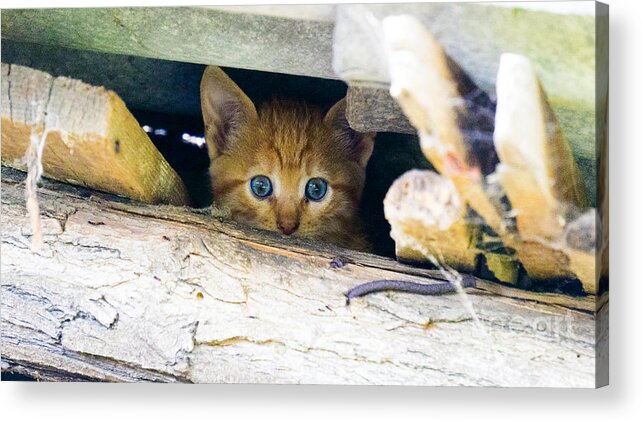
[0,62,190,206]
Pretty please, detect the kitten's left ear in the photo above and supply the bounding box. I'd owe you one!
[201,65,257,158]
[324,98,375,168]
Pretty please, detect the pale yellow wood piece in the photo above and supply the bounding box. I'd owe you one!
[1,63,190,205]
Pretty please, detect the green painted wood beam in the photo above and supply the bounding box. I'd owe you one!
[1,7,336,79]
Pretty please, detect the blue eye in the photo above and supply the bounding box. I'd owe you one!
[250,175,273,198]
[305,178,328,201]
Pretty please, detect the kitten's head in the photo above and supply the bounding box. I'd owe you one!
[200,66,374,247]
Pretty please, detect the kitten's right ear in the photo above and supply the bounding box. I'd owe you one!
[200,66,257,157]
[324,98,375,168]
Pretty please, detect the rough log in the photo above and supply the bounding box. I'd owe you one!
[383,169,525,285]
[1,167,601,386]
[1,63,190,206]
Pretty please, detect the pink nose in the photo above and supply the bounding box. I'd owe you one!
[278,221,299,235]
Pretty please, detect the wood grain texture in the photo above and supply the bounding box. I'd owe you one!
[1,168,600,386]
[1,63,189,206]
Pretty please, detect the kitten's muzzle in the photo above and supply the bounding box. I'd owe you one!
[278,220,299,235]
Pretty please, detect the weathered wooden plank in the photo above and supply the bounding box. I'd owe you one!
[1,167,599,386]
[1,5,596,147]
[1,4,595,102]
[0,7,336,80]
[346,85,414,135]
[1,63,190,206]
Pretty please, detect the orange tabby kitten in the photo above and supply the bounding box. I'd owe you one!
[200,66,375,251]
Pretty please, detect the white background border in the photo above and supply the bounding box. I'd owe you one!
[1,0,639,421]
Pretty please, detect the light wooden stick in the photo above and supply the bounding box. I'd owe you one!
[494,53,588,240]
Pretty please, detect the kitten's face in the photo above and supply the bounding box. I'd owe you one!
[201,66,374,248]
